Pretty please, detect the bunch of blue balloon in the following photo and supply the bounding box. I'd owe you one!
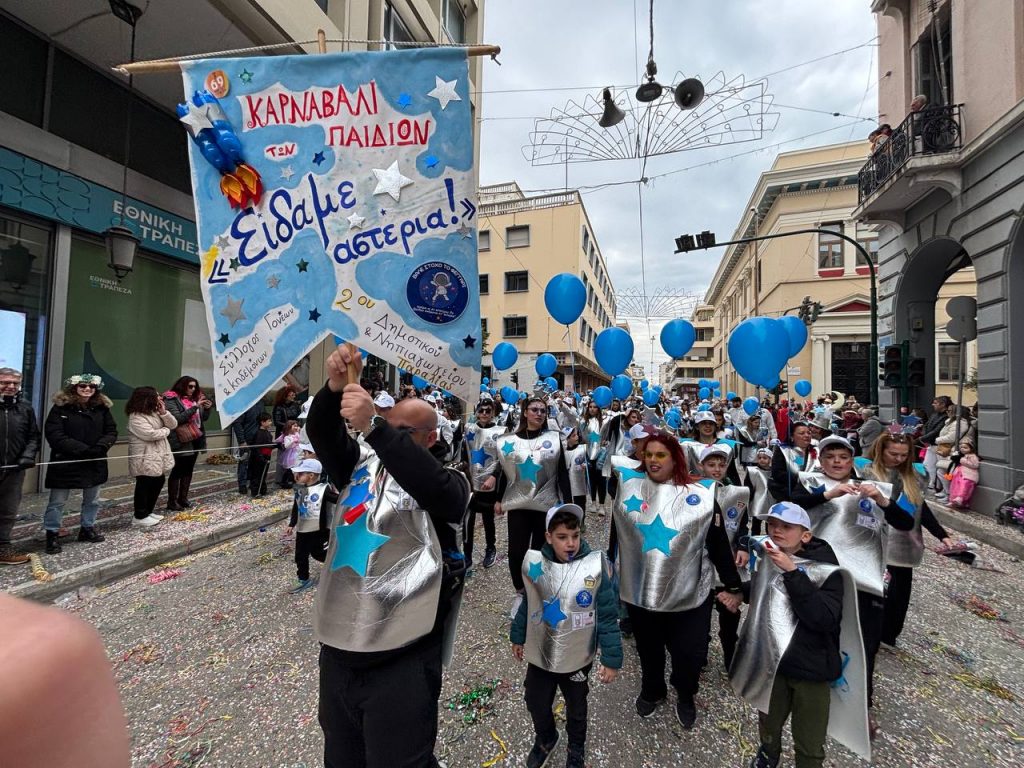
[543,273,588,395]
[611,374,633,401]
[727,316,808,391]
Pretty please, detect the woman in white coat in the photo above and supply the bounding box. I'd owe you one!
[126,387,177,527]
[935,404,971,502]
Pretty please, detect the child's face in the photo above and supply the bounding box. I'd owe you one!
[765,517,813,554]
[821,449,853,480]
[697,421,717,437]
[701,456,728,480]
[293,471,319,486]
[545,523,581,562]
[566,432,580,449]
[756,454,772,469]
[959,442,973,454]
[260,419,272,430]
[289,424,300,434]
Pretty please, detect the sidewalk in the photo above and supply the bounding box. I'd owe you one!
[3,462,292,602]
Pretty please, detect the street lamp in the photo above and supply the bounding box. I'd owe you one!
[675,228,880,406]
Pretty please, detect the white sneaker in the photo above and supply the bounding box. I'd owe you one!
[132,515,162,528]
[509,592,524,619]
[150,513,165,521]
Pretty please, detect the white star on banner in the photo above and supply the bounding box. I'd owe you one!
[347,212,366,230]
[220,296,246,327]
[371,161,414,202]
[280,165,295,180]
[179,104,213,139]
[427,76,461,110]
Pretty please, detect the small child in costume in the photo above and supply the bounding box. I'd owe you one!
[948,439,980,509]
[285,458,337,593]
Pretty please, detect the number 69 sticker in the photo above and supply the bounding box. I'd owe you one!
[205,69,229,98]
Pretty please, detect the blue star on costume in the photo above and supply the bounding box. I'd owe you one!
[527,560,545,581]
[587,430,601,443]
[471,447,489,466]
[350,465,370,484]
[636,513,680,557]
[615,466,646,482]
[341,480,373,509]
[331,514,390,576]
[500,440,516,457]
[465,430,476,443]
[541,596,567,628]
[698,478,715,489]
[518,456,541,483]
[622,494,644,513]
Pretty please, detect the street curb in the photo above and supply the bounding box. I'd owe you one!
[931,506,1024,561]
[10,506,290,603]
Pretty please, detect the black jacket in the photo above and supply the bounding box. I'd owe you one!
[273,401,302,437]
[43,393,118,489]
[231,401,264,445]
[776,537,845,682]
[1,396,41,471]
[920,411,947,445]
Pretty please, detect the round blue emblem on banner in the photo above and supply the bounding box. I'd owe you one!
[575,590,593,607]
[406,261,469,324]
[727,507,738,519]
[310,493,319,502]
[859,499,872,512]
[686,494,700,505]
[542,440,552,449]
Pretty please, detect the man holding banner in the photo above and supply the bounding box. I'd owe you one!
[307,342,469,767]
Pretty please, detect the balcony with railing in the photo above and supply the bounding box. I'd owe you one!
[855,104,965,225]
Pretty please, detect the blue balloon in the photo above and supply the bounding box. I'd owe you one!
[698,387,710,400]
[412,375,429,389]
[479,384,488,392]
[594,328,634,376]
[743,397,760,416]
[536,353,558,377]
[489,388,497,397]
[666,411,682,428]
[642,388,660,406]
[544,376,558,391]
[611,374,633,400]
[660,318,697,358]
[726,391,737,401]
[500,386,519,404]
[544,273,588,325]
[697,403,711,411]
[698,379,709,388]
[482,377,489,385]
[713,389,721,398]
[640,379,649,390]
[794,379,812,397]
[592,386,613,408]
[709,380,720,389]
[779,315,809,359]
[492,342,518,371]
[727,317,790,389]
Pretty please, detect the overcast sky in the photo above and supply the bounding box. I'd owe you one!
[477,0,878,378]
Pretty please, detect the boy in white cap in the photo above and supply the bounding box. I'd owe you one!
[372,391,395,414]
[510,503,622,768]
[731,501,862,768]
[286,458,338,593]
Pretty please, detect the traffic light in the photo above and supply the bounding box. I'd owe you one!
[510,371,519,386]
[696,230,717,249]
[797,296,811,323]
[808,301,822,323]
[880,345,905,388]
[674,234,696,252]
[906,357,926,388]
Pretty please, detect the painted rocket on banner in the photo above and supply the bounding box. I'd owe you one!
[179,48,480,422]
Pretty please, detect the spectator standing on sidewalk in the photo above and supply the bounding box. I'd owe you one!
[43,374,117,554]
[125,387,177,528]
[163,377,211,511]
[231,400,263,495]
[919,396,952,491]
[0,368,40,565]
[273,386,301,487]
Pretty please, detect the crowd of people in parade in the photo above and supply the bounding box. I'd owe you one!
[0,356,989,768]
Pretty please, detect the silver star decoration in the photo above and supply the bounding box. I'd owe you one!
[220,296,246,327]
[347,212,366,230]
[371,160,414,202]
[179,104,213,139]
[280,165,295,181]
[457,221,473,238]
[214,235,230,250]
[427,76,461,110]
[267,275,281,289]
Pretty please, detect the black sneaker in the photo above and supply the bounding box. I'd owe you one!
[525,734,559,768]
[676,695,697,729]
[635,695,664,718]
[565,746,585,768]
[482,547,497,568]
[238,487,248,496]
[45,530,62,554]
[77,527,105,543]
[619,617,633,638]
[749,747,779,768]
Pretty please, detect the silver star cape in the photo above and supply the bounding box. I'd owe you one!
[496,431,563,512]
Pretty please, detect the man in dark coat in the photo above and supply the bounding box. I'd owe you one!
[42,374,118,553]
[231,400,264,495]
[0,368,41,565]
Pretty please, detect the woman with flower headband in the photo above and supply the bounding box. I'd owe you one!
[860,428,953,647]
[42,374,118,554]
[612,430,742,729]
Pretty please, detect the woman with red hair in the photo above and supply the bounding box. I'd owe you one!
[612,431,743,730]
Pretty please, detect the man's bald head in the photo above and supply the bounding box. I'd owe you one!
[388,397,438,449]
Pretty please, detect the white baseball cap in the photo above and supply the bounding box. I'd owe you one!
[692,411,716,425]
[545,503,584,530]
[298,442,314,454]
[373,392,396,408]
[757,500,812,529]
[817,436,855,454]
[627,424,650,441]
[699,444,732,463]
[292,458,323,475]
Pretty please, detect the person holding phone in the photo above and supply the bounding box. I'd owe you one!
[162,377,212,511]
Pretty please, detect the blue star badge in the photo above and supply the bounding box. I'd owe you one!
[527,560,544,582]
[396,92,412,108]
[541,596,567,628]
[636,513,680,557]
[500,440,516,457]
[622,494,644,513]
[518,456,541,483]
[471,447,489,466]
[331,514,390,576]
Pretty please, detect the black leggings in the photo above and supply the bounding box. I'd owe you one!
[465,491,498,566]
[169,450,199,481]
[133,475,165,519]
[507,508,547,591]
[627,597,714,702]
[858,590,884,707]
[587,459,606,503]
[882,565,913,646]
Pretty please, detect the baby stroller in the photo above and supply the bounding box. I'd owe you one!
[994,483,1024,529]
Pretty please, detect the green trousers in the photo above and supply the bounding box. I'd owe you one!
[758,674,831,768]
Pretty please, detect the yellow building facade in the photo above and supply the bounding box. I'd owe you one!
[477,183,617,391]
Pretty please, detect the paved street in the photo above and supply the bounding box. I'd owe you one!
[56,503,1024,768]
